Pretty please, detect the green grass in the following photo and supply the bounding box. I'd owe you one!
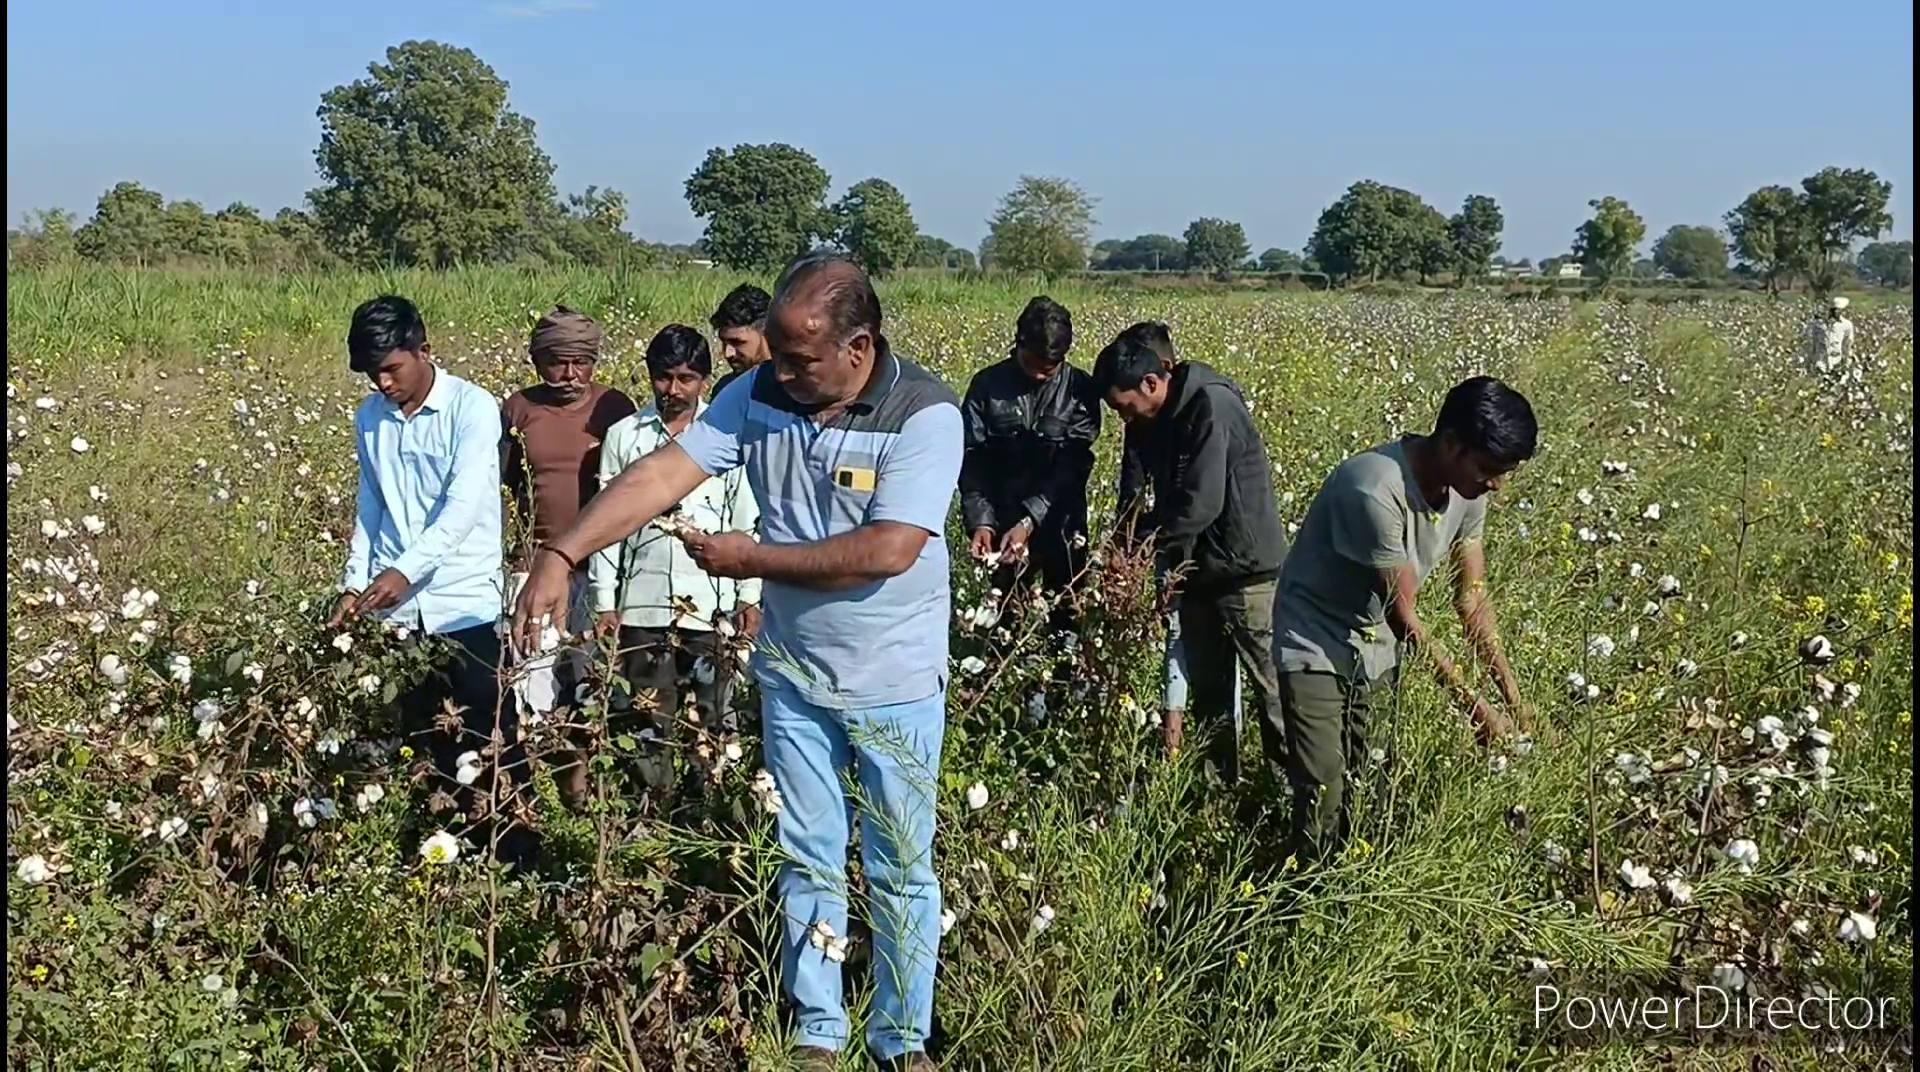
[5,267,1913,1070]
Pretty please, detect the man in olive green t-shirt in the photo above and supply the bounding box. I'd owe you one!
[1274,375,1537,863]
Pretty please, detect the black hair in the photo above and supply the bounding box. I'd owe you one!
[771,250,883,342]
[1013,296,1074,360]
[1434,376,1538,468]
[1091,333,1171,393]
[1114,320,1176,367]
[347,295,427,375]
[644,324,713,379]
[709,284,772,332]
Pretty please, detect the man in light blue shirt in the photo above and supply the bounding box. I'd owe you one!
[333,294,536,874]
[513,254,961,1071]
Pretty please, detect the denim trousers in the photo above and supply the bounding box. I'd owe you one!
[761,678,946,1061]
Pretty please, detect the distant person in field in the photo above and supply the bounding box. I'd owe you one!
[500,307,637,760]
[1273,375,1536,865]
[512,252,961,1072]
[1093,325,1288,791]
[958,296,1101,709]
[1112,321,1240,754]
[1806,295,1856,378]
[589,324,762,803]
[709,283,774,399]
[333,294,538,873]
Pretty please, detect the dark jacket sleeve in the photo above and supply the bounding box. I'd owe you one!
[957,373,999,533]
[1155,389,1230,568]
[1116,422,1150,545]
[1020,377,1100,529]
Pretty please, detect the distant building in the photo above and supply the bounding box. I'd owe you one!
[1557,261,1584,279]
[1489,263,1537,279]
[686,258,715,271]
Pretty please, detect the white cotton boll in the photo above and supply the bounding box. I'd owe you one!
[455,751,484,786]
[940,908,957,936]
[1709,962,1747,991]
[1031,905,1056,933]
[959,655,986,676]
[966,782,990,811]
[1618,860,1655,890]
[98,653,129,686]
[1586,634,1616,659]
[332,633,353,654]
[1838,912,1877,944]
[1724,838,1760,874]
[16,854,54,885]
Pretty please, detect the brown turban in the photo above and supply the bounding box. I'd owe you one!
[529,305,603,362]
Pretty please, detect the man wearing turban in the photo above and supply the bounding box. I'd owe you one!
[501,306,637,791]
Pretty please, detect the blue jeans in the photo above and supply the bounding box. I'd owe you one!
[1162,595,1240,715]
[762,679,946,1061]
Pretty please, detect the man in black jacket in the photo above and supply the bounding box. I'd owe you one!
[959,296,1101,652]
[1094,326,1288,788]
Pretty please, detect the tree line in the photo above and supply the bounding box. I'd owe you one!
[5,39,1910,292]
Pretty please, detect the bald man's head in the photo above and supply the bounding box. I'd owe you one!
[765,251,886,407]
[770,251,882,344]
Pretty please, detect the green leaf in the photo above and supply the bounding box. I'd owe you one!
[457,931,487,961]
[224,650,245,677]
[639,943,671,981]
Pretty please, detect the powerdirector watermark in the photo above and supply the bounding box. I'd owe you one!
[1524,975,1912,1048]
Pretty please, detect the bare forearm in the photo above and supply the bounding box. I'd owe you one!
[744,527,921,591]
[1389,600,1477,706]
[549,445,703,566]
[1459,595,1523,705]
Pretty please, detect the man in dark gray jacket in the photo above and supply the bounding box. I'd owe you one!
[1093,327,1288,788]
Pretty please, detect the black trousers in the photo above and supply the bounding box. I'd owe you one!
[989,520,1087,643]
[610,625,734,797]
[399,623,537,871]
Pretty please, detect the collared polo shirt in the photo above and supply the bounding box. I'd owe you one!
[676,341,963,709]
[342,367,505,636]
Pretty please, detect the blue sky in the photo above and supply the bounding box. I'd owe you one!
[7,0,1913,260]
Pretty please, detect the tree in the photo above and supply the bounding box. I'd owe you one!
[309,41,559,267]
[1725,185,1809,296]
[1404,200,1454,283]
[983,176,1096,277]
[1448,195,1504,283]
[7,209,79,267]
[909,235,974,270]
[684,143,832,272]
[1795,166,1893,293]
[1099,234,1185,272]
[543,185,651,267]
[1306,181,1451,284]
[832,178,919,277]
[1258,247,1304,273]
[1182,217,1251,275]
[74,181,168,263]
[1650,225,1729,281]
[1858,240,1913,288]
[1307,181,1397,283]
[1571,196,1647,285]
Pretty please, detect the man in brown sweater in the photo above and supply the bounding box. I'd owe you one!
[501,307,637,739]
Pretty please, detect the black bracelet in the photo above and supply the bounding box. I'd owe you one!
[542,545,579,571]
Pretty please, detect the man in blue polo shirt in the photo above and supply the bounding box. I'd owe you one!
[511,252,960,1072]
